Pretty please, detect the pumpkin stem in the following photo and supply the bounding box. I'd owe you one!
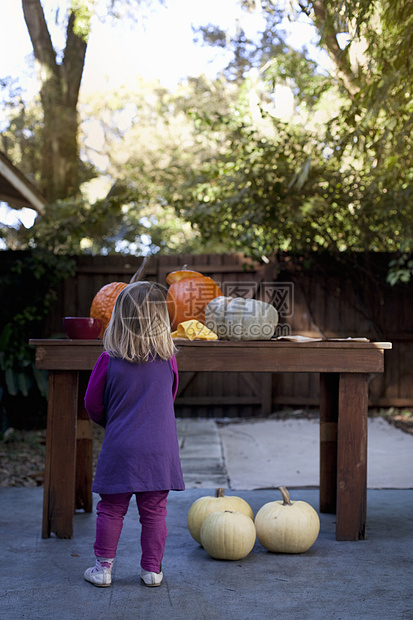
[279,485,293,506]
[129,256,150,284]
[215,488,226,498]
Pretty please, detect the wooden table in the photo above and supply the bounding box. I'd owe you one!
[30,338,391,541]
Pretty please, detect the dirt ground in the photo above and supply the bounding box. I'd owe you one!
[0,409,412,488]
[0,425,105,488]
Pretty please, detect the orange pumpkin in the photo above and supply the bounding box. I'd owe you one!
[90,260,147,338]
[166,266,223,331]
[90,281,128,338]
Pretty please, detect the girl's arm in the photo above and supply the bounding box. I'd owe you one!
[84,352,109,427]
[170,354,179,401]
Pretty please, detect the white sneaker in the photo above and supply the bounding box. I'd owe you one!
[140,569,163,587]
[84,558,113,587]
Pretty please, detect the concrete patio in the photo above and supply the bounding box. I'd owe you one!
[1,416,412,619]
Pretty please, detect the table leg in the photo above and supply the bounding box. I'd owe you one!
[336,373,368,541]
[260,373,273,416]
[42,370,78,539]
[75,371,93,512]
[319,373,339,514]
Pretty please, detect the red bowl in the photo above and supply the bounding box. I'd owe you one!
[63,317,102,340]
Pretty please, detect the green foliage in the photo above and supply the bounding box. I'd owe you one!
[15,187,215,257]
[196,1,286,82]
[0,251,75,412]
[0,79,44,185]
[166,108,403,258]
[19,188,210,256]
[25,190,142,255]
[387,246,413,285]
[76,75,243,254]
[187,0,413,274]
[70,0,95,39]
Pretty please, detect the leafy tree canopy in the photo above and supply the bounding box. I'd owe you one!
[172,0,413,266]
[1,0,412,278]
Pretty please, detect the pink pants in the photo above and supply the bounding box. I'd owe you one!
[94,491,169,573]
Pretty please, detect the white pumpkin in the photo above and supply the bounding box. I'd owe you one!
[255,486,320,553]
[205,296,278,341]
[200,510,257,560]
[187,487,254,544]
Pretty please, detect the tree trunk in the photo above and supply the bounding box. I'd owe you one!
[22,0,88,202]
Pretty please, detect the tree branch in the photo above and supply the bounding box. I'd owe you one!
[308,0,359,97]
[62,12,88,109]
[22,0,57,75]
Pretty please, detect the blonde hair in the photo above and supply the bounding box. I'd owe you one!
[103,281,176,363]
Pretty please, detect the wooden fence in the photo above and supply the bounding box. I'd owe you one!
[33,251,411,417]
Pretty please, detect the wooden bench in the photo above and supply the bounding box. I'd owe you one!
[30,338,391,541]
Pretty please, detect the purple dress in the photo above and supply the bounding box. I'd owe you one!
[84,352,185,495]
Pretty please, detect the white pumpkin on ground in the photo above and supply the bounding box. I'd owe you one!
[205,296,278,341]
[187,488,254,544]
[200,510,257,560]
[255,486,320,553]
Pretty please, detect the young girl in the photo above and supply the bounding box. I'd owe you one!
[83,281,185,588]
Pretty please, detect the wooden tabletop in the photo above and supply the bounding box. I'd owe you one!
[29,339,392,374]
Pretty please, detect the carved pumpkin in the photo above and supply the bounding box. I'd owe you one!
[187,487,254,544]
[205,296,278,341]
[90,260,147,338]
[200,510,257,560]
[166,266,223,331]
[255,486,320,553]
